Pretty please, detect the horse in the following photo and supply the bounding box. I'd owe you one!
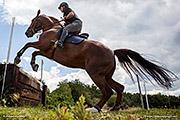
[14,10,177,112]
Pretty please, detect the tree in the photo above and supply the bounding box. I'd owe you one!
[107,95,116,107]
[46,79,180,109]
[47,82,74,108]
[68,79,101,107]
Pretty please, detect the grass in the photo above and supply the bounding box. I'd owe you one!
[0,95,179,120]
[0,105,53,119]
[0,106,179,120]
[93,108,180,120]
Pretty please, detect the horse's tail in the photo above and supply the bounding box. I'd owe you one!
[114,49,178,88]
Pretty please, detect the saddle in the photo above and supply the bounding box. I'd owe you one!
[50,28,89,59]
[56,28,89,44]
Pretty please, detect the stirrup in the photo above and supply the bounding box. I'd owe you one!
[50,40,64,48]
[57,41,64,48]
[50,40,56,45]
[50,40,57,48]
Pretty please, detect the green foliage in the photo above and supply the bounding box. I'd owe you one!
[73,95,92,120]
[0,74,3,81]
[67,79,101,107]
[46,80,180,109]
[0,92,20,107]
[50,106,73,120]
[121,92,180,109]
[0,75,20,107]
[47,82,74,108]
[0,99,180,119]
[50,95,93,120]
[47,79,101,108]
[0,106,54,119]
[147,93,180,109]
[107,95,116,107]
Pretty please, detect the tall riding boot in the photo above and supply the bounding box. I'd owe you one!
[57,29,68,48]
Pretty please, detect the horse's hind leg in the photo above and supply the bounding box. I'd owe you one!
[106,76,124,111]
[86,73,113,112]
[30,51,43,72]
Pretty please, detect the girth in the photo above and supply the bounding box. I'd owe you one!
[51,42,57,60]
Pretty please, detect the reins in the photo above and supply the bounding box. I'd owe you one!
[30,16,63,34]
[41,20,63,60]
[39,20,63,31]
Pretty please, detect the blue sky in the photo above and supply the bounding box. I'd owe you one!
[0,0,180,96]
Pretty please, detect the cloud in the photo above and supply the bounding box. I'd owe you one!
[28,65,62,92]
[23,56,31,63]
[1,0,180,96]
[2,59,6,63]
[27,61,180,96]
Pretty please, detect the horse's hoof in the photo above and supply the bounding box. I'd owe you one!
[14,56,21,65]
[109,105,121,111]
[32,64,39,72]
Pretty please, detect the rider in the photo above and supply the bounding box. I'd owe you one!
[56,2,82,48]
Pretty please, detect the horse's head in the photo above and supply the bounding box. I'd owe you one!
[25,9,42,38]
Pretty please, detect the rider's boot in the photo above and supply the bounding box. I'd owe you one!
[57,29,68,48]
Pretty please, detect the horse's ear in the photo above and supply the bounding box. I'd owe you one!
[37,9,41,16]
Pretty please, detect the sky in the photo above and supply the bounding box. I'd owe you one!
[0,0,180,96]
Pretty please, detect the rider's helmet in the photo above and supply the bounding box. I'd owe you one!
[58,2,69,9]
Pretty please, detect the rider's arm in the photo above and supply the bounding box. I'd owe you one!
[63,12,74,20]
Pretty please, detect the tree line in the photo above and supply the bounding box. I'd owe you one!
[47,79,180,109]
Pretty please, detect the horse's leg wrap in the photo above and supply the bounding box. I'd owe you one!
[14,47,27,65]
[30,51,40,72]
[17,47,26,57]
[94,104,102,112]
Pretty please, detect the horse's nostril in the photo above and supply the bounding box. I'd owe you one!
[25,30,32,37]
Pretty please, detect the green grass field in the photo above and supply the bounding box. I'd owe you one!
[0,95,179,120]
[0,106,179,120]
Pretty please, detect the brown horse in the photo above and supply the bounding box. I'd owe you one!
[14,10,177,112]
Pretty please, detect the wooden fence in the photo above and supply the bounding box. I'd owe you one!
[0,64,47,107]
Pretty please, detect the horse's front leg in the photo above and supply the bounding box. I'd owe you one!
[30,51,43,72]
[14,41,40,65]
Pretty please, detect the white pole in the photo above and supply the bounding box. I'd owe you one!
[144,81,149,110]
[137,75,144,109]
[3,0,5,6]
[40,59,44,83]
[1,17,15,99]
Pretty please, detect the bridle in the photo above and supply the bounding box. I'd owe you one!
[27,15,63,60]
[29,15,43,34]
[29,15,63,34]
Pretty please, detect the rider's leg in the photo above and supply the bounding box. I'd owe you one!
[57,28,68,48]
[57,20,82,48]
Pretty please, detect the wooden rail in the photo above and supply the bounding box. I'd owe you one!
[0,64,47,107]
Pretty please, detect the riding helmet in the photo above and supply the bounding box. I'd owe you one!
[58,2,69,9]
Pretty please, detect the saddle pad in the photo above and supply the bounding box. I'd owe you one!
[65,36,85,44]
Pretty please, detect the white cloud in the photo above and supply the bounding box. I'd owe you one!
[167,88,180,96]
[1,0,180,96]
[23,56,31,63]
[2,59,6,63]
[27,61,180,96]
[28,65,62,92]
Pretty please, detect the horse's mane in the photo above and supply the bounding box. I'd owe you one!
[40,14,61,27]
[39,14,59,22]
[48,16,59,22]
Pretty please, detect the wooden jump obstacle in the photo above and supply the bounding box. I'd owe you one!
[0,64,47,107]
